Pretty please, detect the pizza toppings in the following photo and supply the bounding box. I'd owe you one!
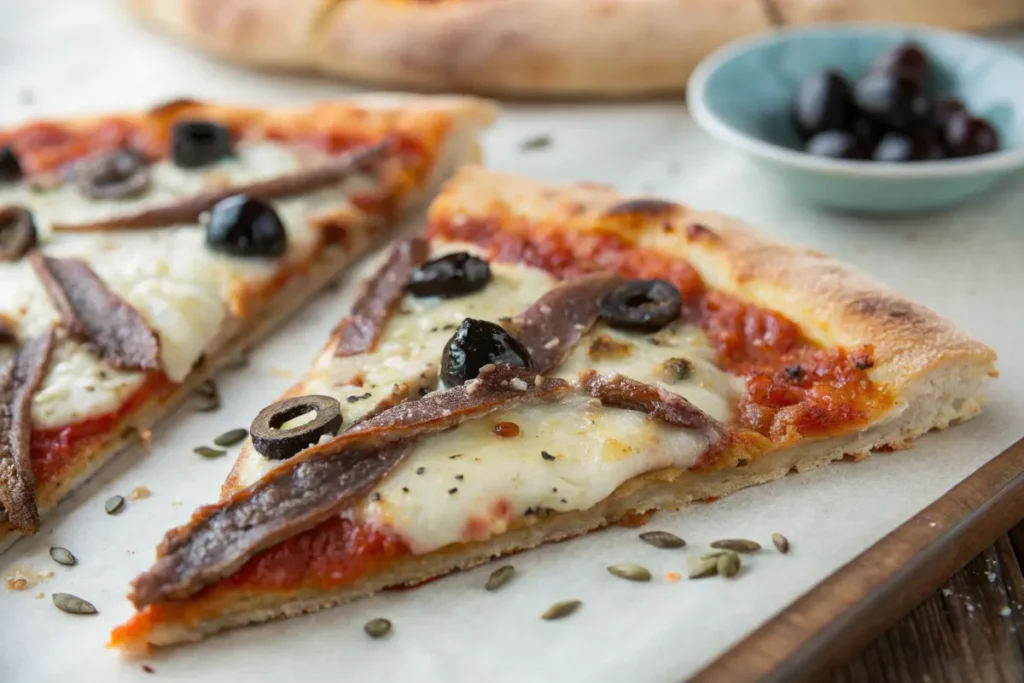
[0,206,37,262]
[250,395,344,461]
[333,237,430,357]
[72,148,151,200]
[170,120,234,168]
[205,195,287,258]
[440,319,533,387]
[0,328,55,533]
[577,370,714,433]
[406,252,492,299]
[51,141,389,233]
[598,279,682,333]
[507,273,621,374]
[655,357,693,383]
[128,366,570,608]
[0,146,23,183]
[29,254,162,372]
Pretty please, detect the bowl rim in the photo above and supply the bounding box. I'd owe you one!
[686,22,1024,178]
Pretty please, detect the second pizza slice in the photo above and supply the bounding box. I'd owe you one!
[0,95,495,549]
[113,166,996,649]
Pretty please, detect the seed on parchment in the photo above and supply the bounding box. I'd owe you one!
[49,547,77,566]
[607,563,652,582]
[717,551,741,578]
[193,380,220,412]
[52,593,97,615]
[688,557,719,579]
[638,531,686,549]
[104,495,125,515]
[542,600,582,620]
[213,428,248,447]
[700,550,730,561]
[485,565,516,591]
[772,533,790,554]
[364,618,392,638]
[194,446,227,458]
[710,539,761,553]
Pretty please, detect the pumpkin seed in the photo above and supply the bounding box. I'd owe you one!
[700,550,730,561]
[688,556,719,579]
[717,551,741,578]
[485,565,516,591]
[194,380,220,412]
[772,533,790,554]
[104,495,125,515]
[710,538,761,553]
[194,446,227,458]
[607,563,652,582]
[52,592,97,615]
[638,531,686,549]
[364,617,392,638]
[542,599,582,620]
[49,547,76,566]
[213,428,248,447]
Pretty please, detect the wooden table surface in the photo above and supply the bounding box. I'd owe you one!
[832,523,1024,682]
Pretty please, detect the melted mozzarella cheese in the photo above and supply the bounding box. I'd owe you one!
[235,242,744,555]
[364,396,709,555]
[0,141,367,427]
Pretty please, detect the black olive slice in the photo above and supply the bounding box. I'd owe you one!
[441,319,533,387]
[0,146,23,183]
[206,194,287,257]
[73,149,151,200]
[172,120,233,168]
[407,252,492,299]
[0,206,37,262]
[251,395,344,460]
[599,280,682,333]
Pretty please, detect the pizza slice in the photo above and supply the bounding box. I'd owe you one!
[112,166,996,649]
[0,96,495,550]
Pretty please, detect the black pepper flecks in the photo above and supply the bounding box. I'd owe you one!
[552,487,558,493]
[455,474,464,481]
[449,487,458,495]
[525,507,535,516]
[541,451,555,461]
[784,365,805,381]
[370,492,381,502]
[346,392,373,403]
[560,499,567,504]
[416,467,426,475]
[449,454,463,459]
[402,487,409,493]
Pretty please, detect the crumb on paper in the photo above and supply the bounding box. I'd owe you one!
[137,428,153,451]
[35,592,44,599]
[520,134,552,152]
[269,368,297,379]
[171,500,183,507]
[129,486,152,501]
[4,567,54,591]
[142,664,155,674]
[664,572,681,583]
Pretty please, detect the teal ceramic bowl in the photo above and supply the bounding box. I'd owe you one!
[687,24,1024,213]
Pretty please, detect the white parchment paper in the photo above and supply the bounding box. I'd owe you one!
[1,2,1023,681]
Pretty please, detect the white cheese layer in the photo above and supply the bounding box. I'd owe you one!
[0,142,366,428]
[234,242,743,554]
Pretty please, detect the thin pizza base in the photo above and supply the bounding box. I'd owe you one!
[0,95,495,550]
[125,0,1024,97]
[116,168,995,648]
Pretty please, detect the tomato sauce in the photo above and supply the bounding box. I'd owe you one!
[30,374,172,487]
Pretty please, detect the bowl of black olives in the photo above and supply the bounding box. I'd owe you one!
[688,25,1024,213]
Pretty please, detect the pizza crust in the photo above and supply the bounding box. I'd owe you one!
[772,0,1024,30]
[0,96,494,552]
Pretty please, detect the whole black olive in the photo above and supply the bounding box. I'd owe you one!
[872,132,929,162]
[805,130,868,160]
[854,70,929,130]
[871,42,930,85]
[851,116,886,150]
[171,120,233,168]
[74,148,150,200]
[0,146,22,183]
[407,252,492,299]
[251,395,343,460]
[0,206,37,262]
[598,280,682,333]
[931,96,967,129]
[944,112,1000,158]
[791,70,857,140]
[206,194,288,257]
[441,319,532,387]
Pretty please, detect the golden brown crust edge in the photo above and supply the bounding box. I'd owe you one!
[428,167,997,403]
[773,0,1024,31]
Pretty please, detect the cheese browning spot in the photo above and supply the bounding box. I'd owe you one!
[587,334,634,361]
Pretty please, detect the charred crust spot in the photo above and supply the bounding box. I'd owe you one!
[603,198,680,218]
[147,97,202,118]
[852,349,875,370]
[853,296,917,321]
[587,334,634,360]
[313,214,355,249]
[685,222,717,241]
[784,365,805,382]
